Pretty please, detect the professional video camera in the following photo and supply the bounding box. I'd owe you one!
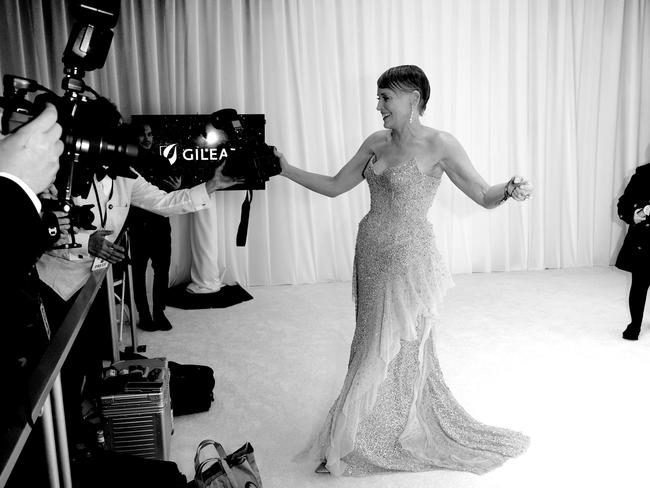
[0,0,138,248]
[208,108,282,188]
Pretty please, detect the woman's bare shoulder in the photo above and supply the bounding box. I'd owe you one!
[360,130,390,155]
[365,130,390,144]
[423,127,457,148]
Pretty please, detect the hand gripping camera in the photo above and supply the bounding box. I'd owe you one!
[209,108,282,188]
[208,109,282,246]
[0,0,138,248]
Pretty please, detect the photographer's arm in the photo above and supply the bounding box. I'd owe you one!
[130,163,240,216]
[278,135,377,198]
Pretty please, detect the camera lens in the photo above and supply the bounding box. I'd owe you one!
[64,133,139,161]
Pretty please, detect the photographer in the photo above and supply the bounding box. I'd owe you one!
[37,98,241,314]
[0,104,63,449]
[34,99,241,449]
[0,104,64,288]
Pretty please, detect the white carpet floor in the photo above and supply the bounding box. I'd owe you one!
[139,266,650,488]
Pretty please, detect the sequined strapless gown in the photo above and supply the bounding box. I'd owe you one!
[310,157,529,476]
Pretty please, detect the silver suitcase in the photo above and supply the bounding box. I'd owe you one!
[99,357,172,460]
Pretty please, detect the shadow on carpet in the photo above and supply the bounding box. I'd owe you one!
[166,283,253,310]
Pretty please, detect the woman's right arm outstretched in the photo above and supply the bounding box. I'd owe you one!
[275,134,378,198]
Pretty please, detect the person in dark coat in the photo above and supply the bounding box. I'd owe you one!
[0,104,63,287]
[0,104,63,438]
[615,162,650,340]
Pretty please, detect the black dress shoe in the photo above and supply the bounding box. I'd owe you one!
[137,316,156,331]
[153,312,173,331]
[315,461,329,474]
[622,323,640,341]
[138,314,172,332]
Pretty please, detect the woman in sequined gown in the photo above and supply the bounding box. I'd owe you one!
[278,65,533,477]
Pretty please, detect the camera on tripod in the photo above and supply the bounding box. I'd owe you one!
[0,0,138,248]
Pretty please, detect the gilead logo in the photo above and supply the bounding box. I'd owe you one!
[160,143,179,165]
[160,144,230,165]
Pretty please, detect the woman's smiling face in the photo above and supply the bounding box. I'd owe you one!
[376,88,412,129]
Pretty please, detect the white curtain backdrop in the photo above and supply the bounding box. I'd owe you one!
[1,0,648,285]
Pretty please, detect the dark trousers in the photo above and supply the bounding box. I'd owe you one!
[628,272,650,327]
[130,216,172,321]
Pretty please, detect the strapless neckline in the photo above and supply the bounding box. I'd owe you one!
[369,157,441,180]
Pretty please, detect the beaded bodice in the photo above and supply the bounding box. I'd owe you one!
[363,157,441,224]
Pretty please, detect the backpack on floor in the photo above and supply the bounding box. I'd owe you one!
[168,361,215,416]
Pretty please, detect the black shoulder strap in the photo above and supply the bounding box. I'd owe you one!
[236,189,254,247]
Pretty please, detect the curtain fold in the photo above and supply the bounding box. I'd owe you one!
[1,0,648,285]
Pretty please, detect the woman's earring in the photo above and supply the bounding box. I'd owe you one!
[409,106,414,124]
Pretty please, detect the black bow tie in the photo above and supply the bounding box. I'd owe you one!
[95,165,112,181]
[95,164,139,181]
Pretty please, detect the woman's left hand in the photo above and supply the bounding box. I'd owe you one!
[507,176,533,201]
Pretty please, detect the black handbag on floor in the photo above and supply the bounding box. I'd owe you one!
[73,450,187,488]
[168,361,215,416]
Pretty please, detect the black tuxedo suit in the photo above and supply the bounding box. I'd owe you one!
[616,163,650,273]
[0,176,50,288]
[0,176,50,335]
[615,163,650,338]
[0,176,51,431]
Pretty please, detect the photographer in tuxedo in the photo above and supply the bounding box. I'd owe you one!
[0,104,64,290]
[616,162,650,341]
[0,104,64,437]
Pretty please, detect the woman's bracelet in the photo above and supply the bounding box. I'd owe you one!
[502,184,510,202]
[501,177,516,203]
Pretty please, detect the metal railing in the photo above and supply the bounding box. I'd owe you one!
[0,231,138,487]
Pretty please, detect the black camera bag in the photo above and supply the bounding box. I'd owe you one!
[72,450,187,488]
[168,361,215,416]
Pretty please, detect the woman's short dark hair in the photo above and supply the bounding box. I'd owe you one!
[377,65,430,115]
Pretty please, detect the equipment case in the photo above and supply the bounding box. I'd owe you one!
[98,357,172,460]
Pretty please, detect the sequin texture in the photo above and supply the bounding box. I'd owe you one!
[309,157,529,477]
